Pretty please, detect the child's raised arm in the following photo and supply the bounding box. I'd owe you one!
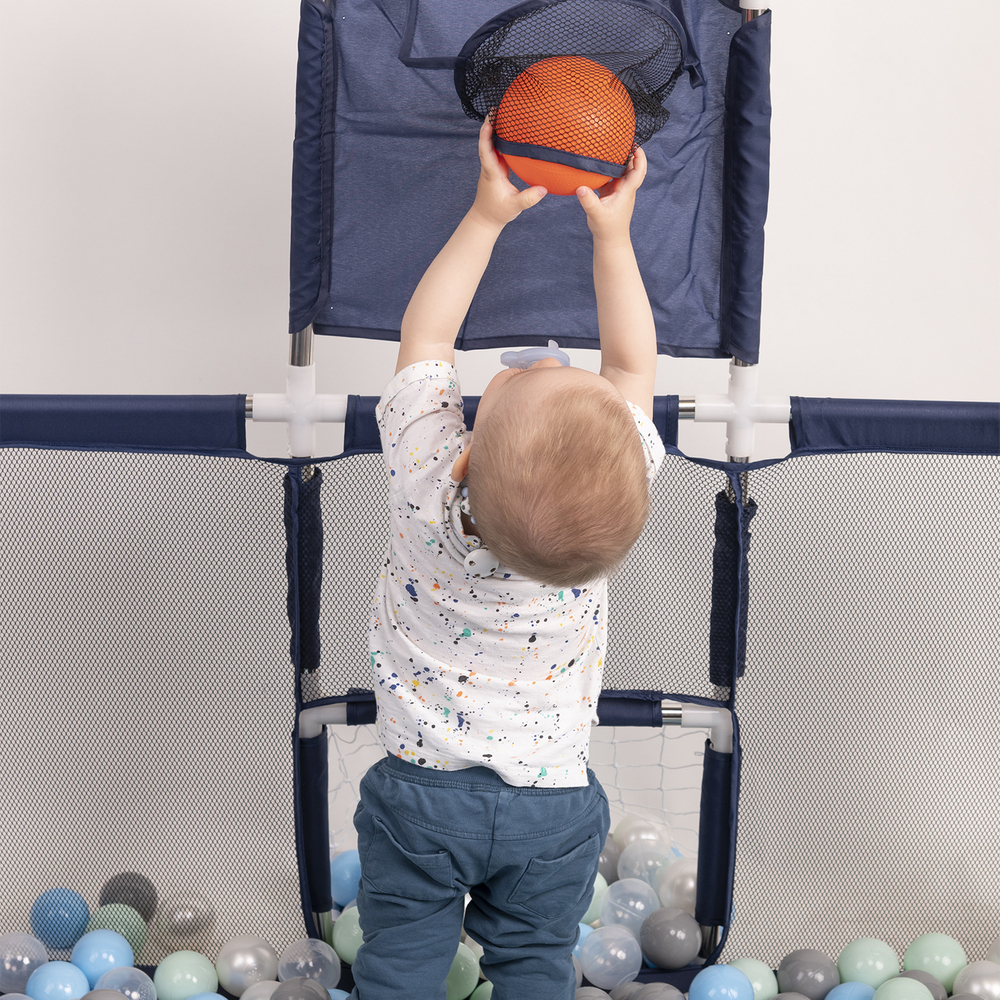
[576,147,656,417]
[395,120,547,374]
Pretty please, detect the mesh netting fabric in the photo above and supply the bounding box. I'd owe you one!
[458,0,684,164]
[725,452,1000,965]
[0,448,305,964]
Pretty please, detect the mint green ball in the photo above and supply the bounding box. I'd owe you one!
[445,943,480,1000]
[903,935,967,993]
[154,951,219,1000]
[331,908,363,965]
[469,983,493,999]
[872,978,933,1000]
[582,872,608,925]
[730,957,780,1000]
[85,905,147,959]
[839,939,899,989]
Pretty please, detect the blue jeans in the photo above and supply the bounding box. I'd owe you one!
[348,753,610,1000]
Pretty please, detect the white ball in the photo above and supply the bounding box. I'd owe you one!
[952,961,1000,1000]
[600,878,662,938]
[579,925,643,992]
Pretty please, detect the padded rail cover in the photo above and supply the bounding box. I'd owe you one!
[289,0,771,362]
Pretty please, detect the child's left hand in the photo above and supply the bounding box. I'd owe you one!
[467,119,547,230]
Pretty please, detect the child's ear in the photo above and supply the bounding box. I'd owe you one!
[451,445,471,482]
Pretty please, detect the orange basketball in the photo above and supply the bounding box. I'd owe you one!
[494,55,635,195]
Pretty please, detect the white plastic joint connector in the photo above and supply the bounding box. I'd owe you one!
[693,361,790,461]
[680,706,733,754]
[251,364,349,458]
[299,703,349,739]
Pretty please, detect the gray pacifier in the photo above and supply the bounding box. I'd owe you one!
[500,340,570,369]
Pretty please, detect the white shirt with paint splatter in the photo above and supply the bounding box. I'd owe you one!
[370,360,665,788]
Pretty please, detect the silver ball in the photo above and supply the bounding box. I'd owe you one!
[216,936,280,997]
[155,898,216,943]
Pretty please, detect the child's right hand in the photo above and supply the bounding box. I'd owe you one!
[576,146,647,245]
[467,119,547,231]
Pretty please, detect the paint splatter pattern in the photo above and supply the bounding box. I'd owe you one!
[370,360,665,788]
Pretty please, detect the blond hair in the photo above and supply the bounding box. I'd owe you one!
[466,377,649,587]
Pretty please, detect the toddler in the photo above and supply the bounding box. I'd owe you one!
[349,120,665,1000]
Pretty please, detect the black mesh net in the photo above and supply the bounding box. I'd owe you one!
[725,452,1000,965]
[0,448,305,966]
[458,0,684,163]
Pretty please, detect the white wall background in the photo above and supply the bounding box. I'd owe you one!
[1,0,997,462]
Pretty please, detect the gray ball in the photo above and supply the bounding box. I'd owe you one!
[216,936,280,997]
[599,836,622,884]
[775,993,813,1000]
[778,951,840,1000]
[898,970,947,1000]
[577,989,613,999]
[639,908,701,971]
[83,992,129,1000]
[633,985,686,999]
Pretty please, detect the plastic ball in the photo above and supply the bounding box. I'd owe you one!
[613,815,670,850]
[871,979,933,1000]
[638,907,700,970]
[729,958,780,1000]
[689,965,756,1000]
[656,857,697,915]
[187,993,226,1000]
[777,950,840,1000]
[579,925,642,991]
[470,983,494,999]
[215,936,279,997]
[99,874,158,923]
[277,939,340,990]
[83,991,127,1000]
[825,984,876,1000]
[577,989,614,999]
[494,55,635,195]
[600,878,661,937]
[633,985,685,1000]
[94,966,156,1000]
[575,923,596,958]
[329,851,361,908]
[154,951,219,1000]
[269,979,327,1000]
[156,898,216,946]
[897,972,945,1000]
[84,906,146,959]
[989,939,1000,965]
[240,981,281,1000]
[599,836,622,884]
[951,961,1000,1000]
[903,935,968,993]
[31,890,90,950]
[837,939,899,990]
[617,841,673,887]
[328,992,350,1000]
[26,961,91,1000]
[3,993,33,1000]
[1,933,50,994]
[70,930,133,989]
[331,908,363,965]
[609,986,645,1000]
[445,942,480,1000]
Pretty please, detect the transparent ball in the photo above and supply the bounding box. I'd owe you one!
[1,933,49,994]
[656,857,697,915]
[215,937,279,997]
[579,925,642,991]
[617,840,673,887]
[277,939,340,990]
[599,878,661,938]
[613,815,671,850]
[95,966,156,1000]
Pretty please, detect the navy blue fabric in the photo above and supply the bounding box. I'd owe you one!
[0,394,246,451]
[720,13,771,365]
[790,398,1000,456]
[297,730,333,915]
[596,691,664,727]
[344,393,675,452]
[709,490,757,685]
[289,0,766,360]
[696,740,733,928]
[285,469,324,679]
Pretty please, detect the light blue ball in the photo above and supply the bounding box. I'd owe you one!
[187,993,227,1000]
[329,851,361,908]
[31,890,90,950]
[690,965,757,1000]
[574,923,595,958]
[70,930,133,989]
[328,992,350,1000]
[26,961,90,1000]
[828,984,877,1000]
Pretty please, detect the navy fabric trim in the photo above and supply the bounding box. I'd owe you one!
[492,139,628,176]
[719,12,771,365]
[0,394,246,451]
[790,397,1000,456]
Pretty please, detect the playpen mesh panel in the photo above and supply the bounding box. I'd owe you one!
[726,451,1000,965]
[308,451,733,703]
[0,448,306,965]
